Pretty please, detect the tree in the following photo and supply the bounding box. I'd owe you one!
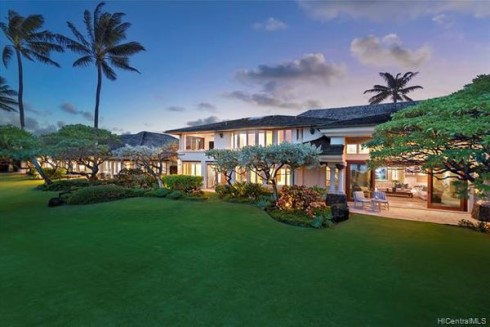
[365,74,490,197]
[114,143,178,188]
[61,2,145,129]
[205,149,240,186]
[238,143,321,200]
[1,10,63,128]
[41,124,120,181]
[363,72,423,105]
[0,76,18,112]
[0,125,52,184]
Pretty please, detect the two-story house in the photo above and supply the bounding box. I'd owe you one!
[166,102,471,213]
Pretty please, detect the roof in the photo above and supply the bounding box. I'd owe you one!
[165,115,336,134]
[298,101,419,121]
[118,131,178,148]
[318,112,394,130]
[305,136,343,156]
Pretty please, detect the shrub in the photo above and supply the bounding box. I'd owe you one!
[115,168,155,189]
[215,184,234,199]
[167,190,183,200]
[163,175,203,193]
[276,185,326,217]
[145,188,171,198]
[310,186,327,199]
[215,182,271,200]
[458,219,489,233]
[67,184,131,205]
[36,179,91,191]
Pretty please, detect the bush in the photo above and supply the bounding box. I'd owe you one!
[215,182,271,200]
[163,175,203,193]
[145,188,171,198]
[215,184,234,199]
[458,219,489,233]
[36,179,91,191]
[167,190,184,200]
[115,168,155,189]
[67,184,133,205]
[276,185,326,218]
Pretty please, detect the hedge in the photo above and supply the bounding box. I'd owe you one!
[162,175,203,193]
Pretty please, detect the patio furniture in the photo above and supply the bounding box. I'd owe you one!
[372,191,389,211]
[353,191,372,210]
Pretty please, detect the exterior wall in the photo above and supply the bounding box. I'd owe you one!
[295,166,326,188]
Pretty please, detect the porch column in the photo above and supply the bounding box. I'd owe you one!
[328,164,336,193]
[336,163,345,194]
[201,160,206,188]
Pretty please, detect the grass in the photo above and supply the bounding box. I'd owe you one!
[1,174,489,326]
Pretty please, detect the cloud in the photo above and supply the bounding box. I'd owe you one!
[166,106,185,112]
[0,111,57,135]
[226,91,322,110]
[227,53,338,110]
[237,53,344,84]
[298,0,490,21]
[432,14,453,28]
[187,116,220,127]
[60,102,94,122]
[252,17,287,31]
[196,102,217,112]
[350,34,431,68]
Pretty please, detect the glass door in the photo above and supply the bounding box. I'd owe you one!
[206,164,217,189]
[346,162,372,201]
[428,171,467,211]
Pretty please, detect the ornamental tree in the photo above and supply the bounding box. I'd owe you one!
[113,143,178,188]
[205,149,239,185]
[41,124,120,181]
[238,143,321,200]
[0,125,52,184]
[365,74,490,198]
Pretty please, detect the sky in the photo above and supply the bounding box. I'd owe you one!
[0,0,489,135]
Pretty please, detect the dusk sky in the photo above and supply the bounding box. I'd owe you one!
[1,0,489,135]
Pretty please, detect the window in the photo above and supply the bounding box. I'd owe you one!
[296,128,303,141]
[182,162,202,176]
[325,166,338,189]
[258,131,265,146]
[266,130,273,146]
[277,130,284,144]
[250,170,263,184]
[186,136,205,150]
[276,168,291,186]
[284,129,292,143]
[208,141,214,150]
[248,131,256,146]
[346,144,358,154]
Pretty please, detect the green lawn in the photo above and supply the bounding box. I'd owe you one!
[1,174,489,326]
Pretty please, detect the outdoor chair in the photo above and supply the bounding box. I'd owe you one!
[353,191,371,210]
[372,191,389,211]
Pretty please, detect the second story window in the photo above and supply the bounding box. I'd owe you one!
[186,136,205,150]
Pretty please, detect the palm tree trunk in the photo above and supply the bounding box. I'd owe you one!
[15,49,25,129]
[15,49,52,185]
[94,63,102,129]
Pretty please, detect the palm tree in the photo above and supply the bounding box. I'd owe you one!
[1,10,63,129]
[62,2,145,129]
[364,72,423,105]
[0,76,18,112]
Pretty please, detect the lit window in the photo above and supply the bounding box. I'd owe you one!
[277,130,284,144]
[258,131,265,146]
[359,145,370,154]
[276,168,291,186]
[284,129,292,143]
[185,136,205,150]
[266,130,273,146]
[183,162,202,176]
[346,144,358,154]
[248,131,256,146]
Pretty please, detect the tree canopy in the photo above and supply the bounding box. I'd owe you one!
[366,74,490,197]
[41,124,120,180]
[205,149,240,186]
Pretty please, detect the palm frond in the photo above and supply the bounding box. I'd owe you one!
[20,14,44,34]
[66,21,90,48]
[108,41,145,56]
[0,76,18,112]
[402,94,414,102]
[2,46,13,67]
[83,9,95,44]
[368,93,389,105]
[26,50,60,67]
[27,41,64,54]
[400,85,423,94]
[109,56,140,73]
[73,55,93,67]
[101,60,117,80]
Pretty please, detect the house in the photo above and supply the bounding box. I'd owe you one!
[166,102,470,213]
